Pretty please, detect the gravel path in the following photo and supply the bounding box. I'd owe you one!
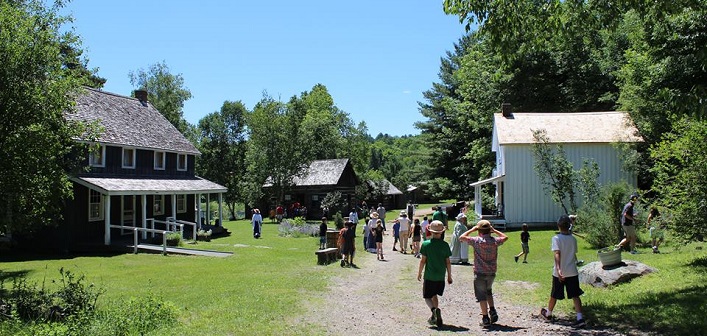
[294,212,648,335]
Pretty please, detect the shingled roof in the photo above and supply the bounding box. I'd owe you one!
[66,87,200,155]
[291,159,353,186]
[494,112,643,145]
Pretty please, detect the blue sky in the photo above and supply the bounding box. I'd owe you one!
[64,1,468,137]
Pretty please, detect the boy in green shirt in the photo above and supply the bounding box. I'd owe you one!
[417,220,453,328]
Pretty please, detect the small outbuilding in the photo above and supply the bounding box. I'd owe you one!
[470,107,643,229]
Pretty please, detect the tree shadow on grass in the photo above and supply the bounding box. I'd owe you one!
[588,284,707,336]
[687,256,707,272]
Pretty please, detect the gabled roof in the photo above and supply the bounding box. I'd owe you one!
[367,179,403,195]
[291,159,354,186]
[66,87,200,155]
[494,112,643,145]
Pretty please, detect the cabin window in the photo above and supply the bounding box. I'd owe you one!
[88,189,104,221]
[122,147,136,169]
[177,154,187,171]
[153,195,165,215]
[89,145,105,167]
[154,151,165,170]
[177,194,187,213]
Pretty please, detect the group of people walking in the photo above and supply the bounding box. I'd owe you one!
[418,214,586,329]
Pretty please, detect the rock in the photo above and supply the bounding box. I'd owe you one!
[579,260,656,287]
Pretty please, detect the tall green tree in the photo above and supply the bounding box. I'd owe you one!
[197,101,248,219]
[243,95,308,206]
[0,0,88,236]
[129,61,192,134]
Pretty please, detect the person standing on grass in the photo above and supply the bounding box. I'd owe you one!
[407,200,416,221]
[514,223,530,263]
[417,220,452,328]
[319,217,328,250]
[252,208,263,239]
[349,207,359,225]
[540,215,586,328]
[616,193,639,254]
[459,220,508,327]
[373,219,385,260]
[450,213,470,265]
[647,207,665,253]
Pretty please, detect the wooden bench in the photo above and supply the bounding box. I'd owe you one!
[315,247,339,265]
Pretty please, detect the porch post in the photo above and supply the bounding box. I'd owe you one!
[218,193,223,227]
[104,194,111,245]
[196,193,202,228]
[474,185,482,218]
[171,194,177,220]
[141,195,147,239]
[206,194,211,225]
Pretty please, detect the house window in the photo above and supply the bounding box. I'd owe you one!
[177,154,187,171]
[88,189,104,221]
[153,195,164,215]
[122,147,135,169]
[154,151,165,170]
[89,145,105,167]
[177,195,186,213]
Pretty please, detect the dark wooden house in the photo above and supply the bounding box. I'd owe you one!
[63,88,226,247]
[262,159,360,219]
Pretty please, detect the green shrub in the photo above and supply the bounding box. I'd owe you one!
[0,268,103,322]
[575,182,637,249]
[165,232,182,246]
[333,211,344,230]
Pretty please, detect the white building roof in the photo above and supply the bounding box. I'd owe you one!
[494,112,643,145]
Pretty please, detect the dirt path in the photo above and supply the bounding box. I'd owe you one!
[293,209,645,335]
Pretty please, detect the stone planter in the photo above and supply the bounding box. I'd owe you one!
[597,247,622,267]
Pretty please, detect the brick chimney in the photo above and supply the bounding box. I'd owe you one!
[134,90,148,107]
[501,103,512,118]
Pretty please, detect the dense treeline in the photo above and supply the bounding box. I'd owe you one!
[432,0,707,240]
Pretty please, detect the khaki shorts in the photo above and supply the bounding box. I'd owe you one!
[622,225,637,238]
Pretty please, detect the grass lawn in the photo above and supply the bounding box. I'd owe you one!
[496,228,707,335]
[1,221,705,335]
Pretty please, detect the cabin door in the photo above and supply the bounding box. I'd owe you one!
[121,195,135,235]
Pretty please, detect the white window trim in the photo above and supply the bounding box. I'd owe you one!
[122,147,136,169]
[153,195,165,215]
[154,151,166,170]
[88,189,104,221]
[177,154,187,171]
[89,145,105,167]
[177,194,187,213]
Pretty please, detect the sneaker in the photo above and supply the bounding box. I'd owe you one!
[514,256,519,263]
[573,318,586,328]
[489,308,498,323]
[630,250,638,254]
[392,247,397,251]
[540,308,552,321]
[434,308,443,327]
[428,312,437,325]
[653,249,660,254]
[340,260,346,267]
[522,260,528,263]
[481,315,491,327]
